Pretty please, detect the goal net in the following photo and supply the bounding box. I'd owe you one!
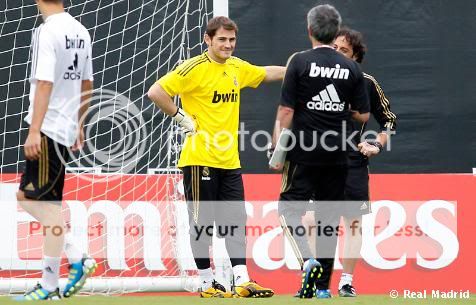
[0,0,230,294]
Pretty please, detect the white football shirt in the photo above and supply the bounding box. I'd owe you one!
[25,12,93,147]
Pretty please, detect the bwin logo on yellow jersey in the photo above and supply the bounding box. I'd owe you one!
[212,90,238,103]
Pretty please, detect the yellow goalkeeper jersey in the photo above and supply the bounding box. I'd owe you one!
[158,52,266,169]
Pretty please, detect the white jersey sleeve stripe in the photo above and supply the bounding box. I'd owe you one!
[31,26,42,78]
[34,28,57,82]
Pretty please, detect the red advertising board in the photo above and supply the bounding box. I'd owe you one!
[0,173,474,294]
[243,174,476,294]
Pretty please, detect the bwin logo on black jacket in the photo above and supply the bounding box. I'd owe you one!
[309,63,349,80]
[212,90,238,103]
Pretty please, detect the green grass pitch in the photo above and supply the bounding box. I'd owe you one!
[1,295,475,305]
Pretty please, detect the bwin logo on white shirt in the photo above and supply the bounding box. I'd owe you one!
[307,84,345,112]
[309,63,349,79]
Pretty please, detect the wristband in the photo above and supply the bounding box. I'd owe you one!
[367,141,383,152]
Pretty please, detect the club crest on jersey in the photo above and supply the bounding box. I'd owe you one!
[212,90,238,103]
[201,167,211,180]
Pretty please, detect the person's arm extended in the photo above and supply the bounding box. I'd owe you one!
[358,74,396,157]
[147,82,195,136]
[263,66,286,82]
[24,80,53,160]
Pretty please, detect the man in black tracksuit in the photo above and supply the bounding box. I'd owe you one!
[313,27,397,297]
[270,5,370,299]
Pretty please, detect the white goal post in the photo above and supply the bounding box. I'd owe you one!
[213,0,229,17]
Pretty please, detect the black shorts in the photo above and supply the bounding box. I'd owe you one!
[278,161,347,262]
[342,165,371,217]
[19,134,68,201]
[279,161,348,217]
[181,166,246,238]
[305,165,371,218]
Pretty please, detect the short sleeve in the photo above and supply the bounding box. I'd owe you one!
[33,27,56,82]
[157,61,199,97]
[82,36,94,81]
[350,68,370,113]
[279,53,300,109]
[237,59,266,89]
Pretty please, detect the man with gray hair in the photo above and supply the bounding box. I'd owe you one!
[270,4,370,299]
[307,4,342,44]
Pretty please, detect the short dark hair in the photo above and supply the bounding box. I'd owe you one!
[206,16,238,39]
[336,27,367,63]
[307,4,342,44]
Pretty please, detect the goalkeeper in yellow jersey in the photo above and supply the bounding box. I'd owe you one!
[148,16,285,298]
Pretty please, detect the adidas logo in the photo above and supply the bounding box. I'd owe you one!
[307,84,345,112]
[64,53,81,80]
[24,183,35,191]
[68,53,79,71]
[360,201,369,210]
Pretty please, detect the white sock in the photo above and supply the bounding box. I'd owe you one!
[339,273,353,289]
[40,256,61,292]
[64,233,83,264]
[232,265,250,286]
[198,268,214,291]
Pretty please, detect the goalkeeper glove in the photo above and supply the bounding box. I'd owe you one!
[173,108,196,136]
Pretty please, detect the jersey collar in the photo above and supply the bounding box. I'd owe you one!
[313,44,335,50]
[205,50,227,65]
[45,12,67,23]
